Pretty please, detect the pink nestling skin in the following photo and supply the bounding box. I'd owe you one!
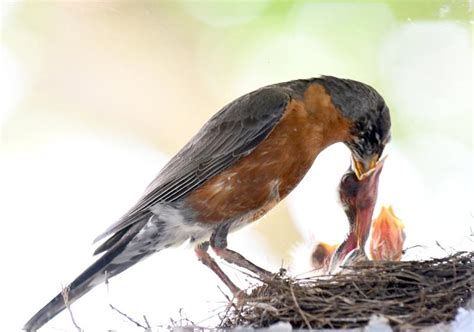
[329,157,386,271]
[370,206,405,261]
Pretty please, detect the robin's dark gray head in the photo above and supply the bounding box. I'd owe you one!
[318,76,391,178]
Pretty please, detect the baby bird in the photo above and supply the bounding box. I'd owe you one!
[369,206,405,261]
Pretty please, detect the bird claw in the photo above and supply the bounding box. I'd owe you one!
[257,269,277,282]
[223,289,247,310]
[233,289,248,306]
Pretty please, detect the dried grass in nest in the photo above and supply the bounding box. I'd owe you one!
[220,252,473,330]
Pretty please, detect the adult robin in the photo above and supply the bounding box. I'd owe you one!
[24,76,391,331]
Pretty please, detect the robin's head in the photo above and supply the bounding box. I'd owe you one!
[318,76,391,178]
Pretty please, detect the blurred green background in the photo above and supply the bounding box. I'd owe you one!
[2,0,472,254]
[1,1,472,329]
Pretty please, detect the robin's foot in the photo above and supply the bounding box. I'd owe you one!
[195,244,241,295]
[232,289,247,306]
[213,247,274,281]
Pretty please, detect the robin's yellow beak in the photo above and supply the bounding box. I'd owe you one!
[352,155,379,180]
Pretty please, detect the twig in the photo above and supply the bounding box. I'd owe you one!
[61,285,82,332]
[289,283,311,329]
[109,303,148,329]
[105,271,149,330]
[143,315,151,329]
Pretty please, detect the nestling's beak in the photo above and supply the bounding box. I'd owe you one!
[352,154,379,180]
[328,157,386,273]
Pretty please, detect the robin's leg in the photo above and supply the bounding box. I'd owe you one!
[194,242,242,296]
[210,223,274,280]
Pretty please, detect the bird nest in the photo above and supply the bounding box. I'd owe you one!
[219,252,473,330]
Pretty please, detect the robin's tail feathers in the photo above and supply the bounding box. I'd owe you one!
[24,254,113,331]
[22,274,101,331]
[23,219,149,331]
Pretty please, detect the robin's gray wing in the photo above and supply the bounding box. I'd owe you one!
[93,87,291,246]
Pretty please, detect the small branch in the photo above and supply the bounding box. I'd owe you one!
[289,282,311,329]
[109,303,148,330]
[61,285,82,332]
[105,271,149,330]
[143,315,151,329]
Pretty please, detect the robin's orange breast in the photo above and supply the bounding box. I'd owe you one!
[186,83,352,223]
